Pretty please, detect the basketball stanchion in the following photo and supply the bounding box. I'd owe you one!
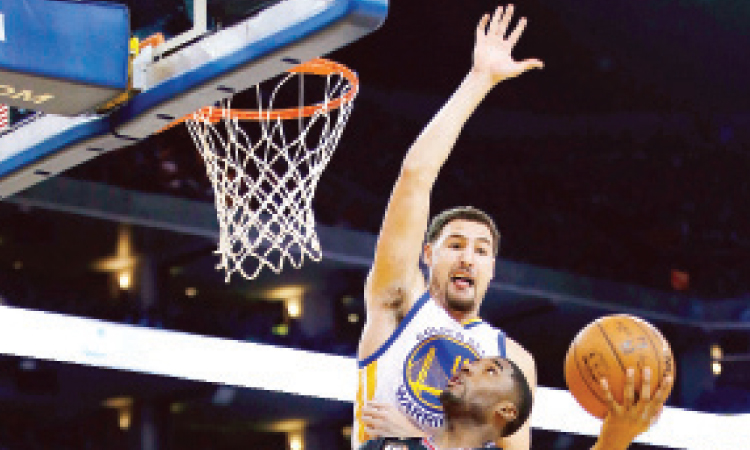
[164,58,359,281]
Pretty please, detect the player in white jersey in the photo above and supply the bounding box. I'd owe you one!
[357,289,509,436]
[353,4,542,449]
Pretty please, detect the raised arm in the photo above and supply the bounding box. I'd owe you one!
[364,4,544,316]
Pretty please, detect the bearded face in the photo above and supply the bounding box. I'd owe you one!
[440,358,520,424]
[425,219,496,318]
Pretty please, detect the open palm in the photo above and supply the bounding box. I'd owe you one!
[473,4,543,84]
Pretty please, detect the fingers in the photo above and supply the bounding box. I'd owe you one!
[472,4,542,80]
[624,367,636,410]
[362,405,386,437]
[495,4,513,37]
[519,58,544,72]
[484,5,511,37]
[483,5,504,36]
[364,425,382,437]
[600,377,622,415]
[645,378,670,427]
[362,402,387,418]
[482,5,527,42]
[505,16,526,47]
[476,14,490,40]
[640,366,652,402]
[639,366,673,425]
[479,5,537,59]
[654,373,674,404]
[638,366,654,422]
[362,414,382,435]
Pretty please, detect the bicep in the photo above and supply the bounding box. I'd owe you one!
[498,339,537,450]
[506,338,537,394]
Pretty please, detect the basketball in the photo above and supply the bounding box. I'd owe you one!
[564,314,676,419]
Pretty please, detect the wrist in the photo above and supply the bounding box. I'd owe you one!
[592,437,630,450]
[593,428,635,450]
[465,68,500,91]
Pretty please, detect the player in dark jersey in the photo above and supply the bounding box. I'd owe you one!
[361,357,531,449]
[360,358,670,450]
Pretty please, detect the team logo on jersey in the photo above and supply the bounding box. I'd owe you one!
[397,327,482,428]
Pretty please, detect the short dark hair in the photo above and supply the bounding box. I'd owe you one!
[502,359,533,437]
[425,206,500,256]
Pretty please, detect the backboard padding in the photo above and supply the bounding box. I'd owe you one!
[0,0,388,199]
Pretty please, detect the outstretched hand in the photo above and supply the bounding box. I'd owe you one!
[472,4,544,85]
[593,363,674,450]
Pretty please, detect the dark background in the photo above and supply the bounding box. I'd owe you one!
[1,0,749,449]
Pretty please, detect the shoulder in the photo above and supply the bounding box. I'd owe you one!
[476,323,531,366]
[505,336,536,385]
[505,337,534,363]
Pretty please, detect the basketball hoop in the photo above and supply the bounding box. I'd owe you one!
[166,58,359,281]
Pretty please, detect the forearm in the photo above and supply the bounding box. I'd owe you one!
[590,437,629,450]
[367,71,498,292]
[400,70,496,181]
[399,3,542,183]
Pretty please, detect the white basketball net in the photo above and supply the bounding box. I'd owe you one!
[185,62,357,281]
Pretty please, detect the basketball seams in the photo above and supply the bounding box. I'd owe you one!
[572,331,608,411]
[596,321,627,374]
[630,318,663,382]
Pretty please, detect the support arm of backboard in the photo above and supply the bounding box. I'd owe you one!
[153,0,209,58]
[0,0,389,200]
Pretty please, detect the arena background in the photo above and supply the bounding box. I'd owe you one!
[1,0,749,449]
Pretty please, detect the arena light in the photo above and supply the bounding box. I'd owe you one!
[286,298,302,319]
[711,344,723,361]
[288,431,304,450]
[0,305,355,402]
[0,305,746,449]
[118,271,132,290]
[118,409,132,430]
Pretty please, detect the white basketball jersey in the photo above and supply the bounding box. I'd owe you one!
[352,292,506,448]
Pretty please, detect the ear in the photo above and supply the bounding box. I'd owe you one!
[422,242,434,266]
[493,400,518,425]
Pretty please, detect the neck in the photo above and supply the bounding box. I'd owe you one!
[449,309,479,324]
[432,416,499,449]
[429,286,479,324]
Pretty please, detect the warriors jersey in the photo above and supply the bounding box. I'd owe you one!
[353,292,507,448]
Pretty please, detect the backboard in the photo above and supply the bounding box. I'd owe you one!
[0,0,388,199]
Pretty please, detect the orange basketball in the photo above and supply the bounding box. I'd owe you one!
[564,314,675,419]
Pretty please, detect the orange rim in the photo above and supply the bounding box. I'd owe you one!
[139,33,166,51]
[163,58,358,130]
